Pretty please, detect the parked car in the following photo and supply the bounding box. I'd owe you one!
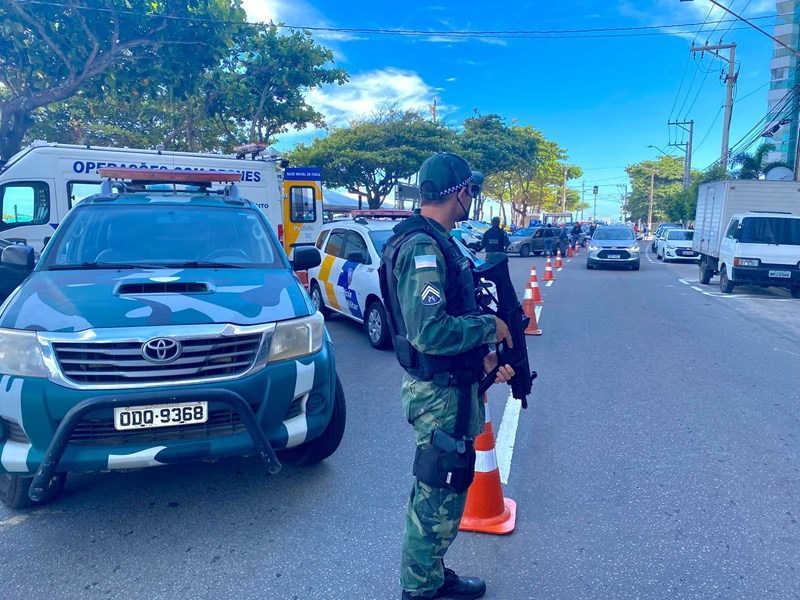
[0,238,33,302]
[308,212,402,349]
[0,169,344,509]
[657,229,699,262]
[506,226,545,257]
[650,224,683,255]
[455,222,483,251]
[587,226,640,270]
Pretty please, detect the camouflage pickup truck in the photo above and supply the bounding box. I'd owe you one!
[0,169,345,509]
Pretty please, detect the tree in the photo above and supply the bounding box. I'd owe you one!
[624,155,685,224]
[0,0,246,159]
[731,141,789,179]
[288,107,456,209]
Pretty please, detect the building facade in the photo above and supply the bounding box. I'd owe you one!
[766,0,800,168]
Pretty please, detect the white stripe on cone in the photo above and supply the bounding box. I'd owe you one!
[475,449,499,473]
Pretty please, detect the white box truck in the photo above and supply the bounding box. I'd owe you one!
[0,141,324,255]
[693,180,800,297]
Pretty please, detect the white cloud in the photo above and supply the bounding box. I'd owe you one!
[242,0,362,44]
[446,77,457,82]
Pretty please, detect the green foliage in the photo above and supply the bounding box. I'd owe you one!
[624,155,685,224]
[731,142,788,179]
[663,165,726,223]
[287,107,456,209]
[0,0,246,159]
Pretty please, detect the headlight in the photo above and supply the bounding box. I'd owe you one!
[664,244,675,250]
[627,246,640,252]
[0,329,47,377]
[589,245,601,251]
[267,313,325,363]
[734,257,760,267]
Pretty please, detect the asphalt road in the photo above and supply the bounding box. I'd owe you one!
[1,248,799,600]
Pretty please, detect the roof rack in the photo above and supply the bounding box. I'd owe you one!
[350,209,413,219]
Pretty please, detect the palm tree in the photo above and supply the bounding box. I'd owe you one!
[731,142,790,179]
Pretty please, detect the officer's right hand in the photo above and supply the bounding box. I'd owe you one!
[494,317,513,348]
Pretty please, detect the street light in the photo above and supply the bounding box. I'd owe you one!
[647,144,669,157]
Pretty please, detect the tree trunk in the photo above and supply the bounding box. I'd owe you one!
[0,108,34,161]
[367,191,382,209]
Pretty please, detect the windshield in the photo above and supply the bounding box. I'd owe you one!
[593,228,634,241]
[667,230,693,241]
[42,204,284,269]
[740,217,800,246]
[368,229,394,253]
[514,228,536,236]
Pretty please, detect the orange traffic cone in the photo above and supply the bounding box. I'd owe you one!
[543,257,555,281]
[529,269,543,304]
[567,245,574,258]
[574,242,580,255]
[523,285,542,336]
[460,395,517,535]
[555,249,563,269]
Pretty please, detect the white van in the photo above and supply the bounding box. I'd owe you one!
[0,141,324,255]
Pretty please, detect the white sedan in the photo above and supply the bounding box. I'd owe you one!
[657,229,699,262]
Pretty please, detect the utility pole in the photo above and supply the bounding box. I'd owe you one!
[430,97,439,124]
[592,185,598,222]
[581,181,586,220]
[648,171,656,235]
[561,167,569,212]
[668,120,694,189]
[690,43,737,171]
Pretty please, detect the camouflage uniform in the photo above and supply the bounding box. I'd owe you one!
[394,218,496,597]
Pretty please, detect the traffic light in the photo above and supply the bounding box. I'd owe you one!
[593,185,598,194]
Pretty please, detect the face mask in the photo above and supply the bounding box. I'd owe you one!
[457,187,471,221]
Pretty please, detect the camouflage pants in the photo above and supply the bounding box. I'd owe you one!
[400,375,485,597]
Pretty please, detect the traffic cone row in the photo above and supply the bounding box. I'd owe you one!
[555,249,563,269]
[460,395,517,535]
[543,257,555,281]
[522,285,542,336]
[528,267,543,305]
[567,245,574,258]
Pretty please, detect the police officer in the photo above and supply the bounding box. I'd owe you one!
[380,152,515,599]
[480,216,510,261]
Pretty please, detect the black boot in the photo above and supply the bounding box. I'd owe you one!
[433,568,486,599]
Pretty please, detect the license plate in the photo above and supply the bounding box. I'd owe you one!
[114,401,208,431]
[607,254,620,259]
[768,270,791,278]
[680,250,694,256]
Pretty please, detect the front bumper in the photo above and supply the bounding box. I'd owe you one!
[0,341,335,482]
[587,249,640,264]
[663,247,699,260]
[731,265,800,287]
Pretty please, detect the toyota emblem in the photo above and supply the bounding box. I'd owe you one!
[142,338,182,364]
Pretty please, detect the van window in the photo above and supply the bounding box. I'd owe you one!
[741,217,800,245]
[0,181,50,231]
[289,186,316,223]
[68,181,102,208]
[724,219,740,239]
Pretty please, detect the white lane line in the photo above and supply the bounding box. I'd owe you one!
[535,304,542,321]
[557,267,563,272]
[691,286,704,292]
[495,389,522,485]
[776,347,800,357]
[678,279,692,285]
[546,281,554,287]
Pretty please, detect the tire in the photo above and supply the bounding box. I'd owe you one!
[791,288,800,299]
[699,261,712,285]
[0,472,66,510]
[651,242,657,253]
[309,282,331,319]
[365,300,391,349]
[519,244,530,258]
[278,375,346,467]
[719,267,734,294]
[662,252,669,264]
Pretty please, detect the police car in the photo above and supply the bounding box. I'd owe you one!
[0,168,345,509]
[307,211,409,349]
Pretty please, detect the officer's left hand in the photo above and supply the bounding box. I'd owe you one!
[484,352,515,383]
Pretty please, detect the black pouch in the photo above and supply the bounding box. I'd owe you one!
[413,429,476,493]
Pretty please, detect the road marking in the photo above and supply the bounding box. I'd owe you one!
[0,515,31,530]
[557,267,563,272]
[691,286,704,292]
[679,279,691,285]
[546,281,553,287]
[496,389,522,485]
[776,347,800,357]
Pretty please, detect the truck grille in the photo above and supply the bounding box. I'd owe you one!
[67,405,254,446]
[52,333,264,385]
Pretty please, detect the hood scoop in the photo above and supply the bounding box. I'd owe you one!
[116,282,211,295]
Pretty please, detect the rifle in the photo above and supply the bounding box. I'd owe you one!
[473,254,537,408]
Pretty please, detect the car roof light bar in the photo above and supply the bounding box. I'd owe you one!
[350,209,413,219]
[97,167,242,185]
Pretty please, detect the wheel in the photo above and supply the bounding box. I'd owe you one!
[662,252,669,264]
[365,300,391,349]
[719,267,734,293]
[791,288,800,299]
[0,472,66,510]
[277,375,346,466]
[204,248,250,262]
[309,282,331,318]
[650,242,657,253]
[519,244,530,258]
[656,250,663,261]
[699,262,712,285]
[631,262,640,271]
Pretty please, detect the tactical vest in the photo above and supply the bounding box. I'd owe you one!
[379,214,486,383]
[482,227,506,253]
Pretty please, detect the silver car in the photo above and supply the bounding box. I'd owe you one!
[587,226,640,270]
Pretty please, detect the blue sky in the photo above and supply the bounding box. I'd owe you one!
[243,0,780,219]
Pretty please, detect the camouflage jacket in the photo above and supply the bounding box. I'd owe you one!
[393,217,496,357]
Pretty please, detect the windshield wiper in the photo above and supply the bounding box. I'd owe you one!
[48,262,167,270]
[168,261,243,269]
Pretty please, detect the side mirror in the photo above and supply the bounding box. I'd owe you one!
[2,244,35,271]
[346,251,368,264]
[292,246,321,271]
